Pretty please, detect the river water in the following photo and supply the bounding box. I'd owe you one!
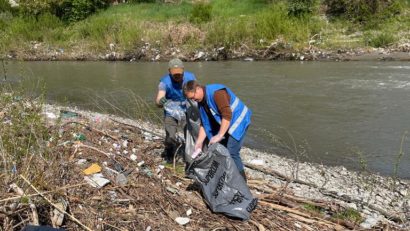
[4,61,410,178]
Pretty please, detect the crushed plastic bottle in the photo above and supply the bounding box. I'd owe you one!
[164,100,186,121]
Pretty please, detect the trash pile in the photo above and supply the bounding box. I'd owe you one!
[0,105,406,230]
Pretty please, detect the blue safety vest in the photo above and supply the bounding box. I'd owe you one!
[160,71,196,115]
[199,84,252,141]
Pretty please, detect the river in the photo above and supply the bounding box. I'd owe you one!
[3,61,410,178]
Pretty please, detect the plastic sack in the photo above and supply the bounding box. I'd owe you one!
[187,143,258,220]
[164,100,186,121]
[184,100,201,164]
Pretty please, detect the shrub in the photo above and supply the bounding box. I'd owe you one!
[0,0,11,12]
[53,0,110,23]
[18,0,53,18]
[323,0,403,25]
[128,0,156,3]
[364,32,396,48]
[287,0,317,17]
[190,2,212,24]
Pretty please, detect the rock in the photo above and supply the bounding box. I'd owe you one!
[175,217,190,225]
[194,51,205,60]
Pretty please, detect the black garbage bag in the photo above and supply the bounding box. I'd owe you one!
[184,100,202,165]
[187,143,258,220]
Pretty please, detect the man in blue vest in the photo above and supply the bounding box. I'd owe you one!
[183,80,251,181]
[155,58,196,162]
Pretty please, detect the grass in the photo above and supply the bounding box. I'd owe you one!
[0,0,409,57]
[332,208,363,224]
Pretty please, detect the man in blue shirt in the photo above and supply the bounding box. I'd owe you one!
[155,58,196,162]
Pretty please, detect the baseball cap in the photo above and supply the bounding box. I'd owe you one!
[168,58,184,69]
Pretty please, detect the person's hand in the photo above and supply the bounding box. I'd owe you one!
[159,97,167,106]
[209,134,223,145]
[191,148,202,159]
[194,141,203,151]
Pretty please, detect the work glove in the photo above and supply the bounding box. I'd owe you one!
[159,97,167,106]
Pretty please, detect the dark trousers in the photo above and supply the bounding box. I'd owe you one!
[164,116,185,159]
[220,130,247,172]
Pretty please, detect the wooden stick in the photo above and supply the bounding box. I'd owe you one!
[249,220,266,231]
[110,118,165,139]
[19,175,93,231]
[0,183,87,203]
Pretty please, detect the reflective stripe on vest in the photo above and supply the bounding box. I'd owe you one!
[229,105,248,134]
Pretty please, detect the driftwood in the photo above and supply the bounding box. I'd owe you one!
[247,164,406,224]
[19,175,93,231]
[245,163,318,188]
[0,183,87,203]
[110,117,165,139]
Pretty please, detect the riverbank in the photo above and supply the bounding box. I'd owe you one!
[42,104,410,229]
[1,1,409,62]
[1,92,409,229]
[3,40,410,62]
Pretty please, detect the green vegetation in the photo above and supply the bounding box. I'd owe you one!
[332,207,363,223]
[0,0,409,59]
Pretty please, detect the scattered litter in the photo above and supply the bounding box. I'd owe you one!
[51,199,68,228]
[115,173,128,186]
[249,159,265,166]
[166,186,178,194]
[122,140,128,148]
[130,154,137,161]
[137,161,145,167]
[84,174,110,188]
[60,110,79,118]
[83,163,102,175]
[45,112,57,119]
[186,209,192,216]
[73,133,86,141]
[175,217,190,225]
[76,159,87,165]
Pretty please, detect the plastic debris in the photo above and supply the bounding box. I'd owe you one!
[60,110,79,118]
[186,209,192,216]
[73,133,86,141]
[137,161,145,167]
[249,159,265,166]
[130,154,137,161]
[76,159,87,165]
[83,163,102,175]
[175,217,190,225]
[84,174,110,188]
[115,173,128,186]
[51,199,68,228]
[45,112,57,119]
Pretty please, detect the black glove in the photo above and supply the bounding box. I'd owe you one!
[159,97,167,106]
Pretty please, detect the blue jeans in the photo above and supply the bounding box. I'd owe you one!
[221,130,247,172]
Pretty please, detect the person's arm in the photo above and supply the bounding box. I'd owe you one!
[155,82,167,107]
[209,90,231,144]
[194,126,207,150]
